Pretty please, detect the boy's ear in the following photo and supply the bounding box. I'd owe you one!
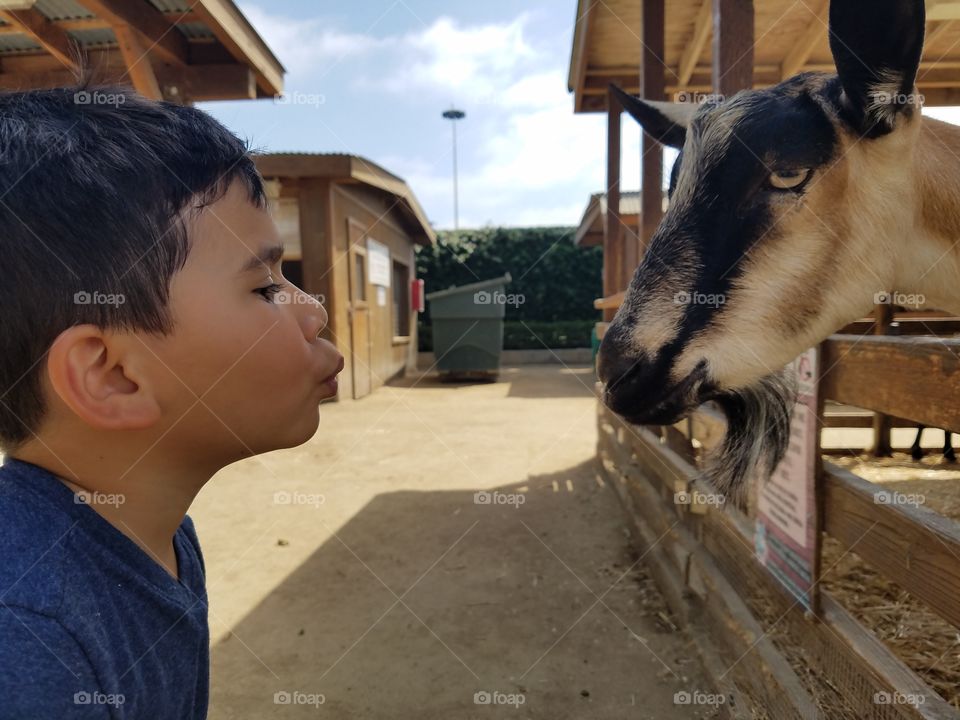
[610,84,693,150]
[46,326,161,431]
[829,0,925,137]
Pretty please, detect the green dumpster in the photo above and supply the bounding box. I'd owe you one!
[425,273,512,381]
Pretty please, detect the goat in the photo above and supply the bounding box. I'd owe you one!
[596,0,960,499]
[910,425,956,462]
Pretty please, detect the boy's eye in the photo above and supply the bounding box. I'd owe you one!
[255,282,285,302]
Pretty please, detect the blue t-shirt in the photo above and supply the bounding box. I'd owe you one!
[0,457,209,719]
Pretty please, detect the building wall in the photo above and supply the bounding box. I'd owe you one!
[328,183,418,400]
[263,172,421,401]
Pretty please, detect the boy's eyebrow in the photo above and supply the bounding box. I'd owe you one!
[239,243,285,273]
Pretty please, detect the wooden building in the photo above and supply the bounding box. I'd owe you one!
[0,0,284,102]
[568,0,960,321]
[575,189,667,318]
[254,153,436,400]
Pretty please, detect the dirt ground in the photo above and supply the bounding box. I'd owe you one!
[191,364,721,719]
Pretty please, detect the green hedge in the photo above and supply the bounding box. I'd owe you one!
[416,227,602,352]
[418,320,594,352]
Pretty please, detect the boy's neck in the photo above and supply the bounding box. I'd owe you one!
[10,443,216,580]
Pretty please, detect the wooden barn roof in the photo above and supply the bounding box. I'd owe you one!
[0,0,284,102]
[575,191,640,247]
[254,153,437,246]
[569,0,960,112]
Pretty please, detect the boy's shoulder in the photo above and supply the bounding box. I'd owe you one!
[0,459,79,615]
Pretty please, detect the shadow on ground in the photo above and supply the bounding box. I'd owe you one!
[389,365,598,400]
[209,460,715,719]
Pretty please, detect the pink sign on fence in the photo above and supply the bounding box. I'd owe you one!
[754,347,821,612]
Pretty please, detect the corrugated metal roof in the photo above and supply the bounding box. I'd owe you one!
[598,191,641,217]
[147,0,193,13]
[67,27,117,48]
[34,0,95,21]
[0,34,43,53]
[175,21,216,40]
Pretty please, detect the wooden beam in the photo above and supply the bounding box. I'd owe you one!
[823,461,960,631]
[678,0,712,88]
[870,303,894,457]
[77,0,188,66]
[191,0,284,97]
[604,84,622,321]
[0,8,77,69]
[157,63,255,102]
[640,0,666,268]
[928,1,960,21]
[925,19,956,49]
[0,61,254,102]
[712,0,754,97]
[113,24,161,99]
[780,0,828,80]
[570,0,595,112]
[821,335,960,432]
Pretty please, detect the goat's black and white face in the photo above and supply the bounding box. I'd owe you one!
[597,0,926,492]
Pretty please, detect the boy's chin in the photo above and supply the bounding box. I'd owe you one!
[222,410,321,463]
[274,408,323,450]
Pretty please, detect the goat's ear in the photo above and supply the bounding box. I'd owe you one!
[610,85,692,150]
[829,0,925,137]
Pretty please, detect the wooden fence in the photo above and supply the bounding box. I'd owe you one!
[597,324,960,719]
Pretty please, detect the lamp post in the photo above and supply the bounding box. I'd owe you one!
[442,107,466,231]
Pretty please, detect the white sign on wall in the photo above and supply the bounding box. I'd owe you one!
[367,238,391,287]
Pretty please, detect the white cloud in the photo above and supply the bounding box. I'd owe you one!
[383,15,537,99]
[239,4,386,79]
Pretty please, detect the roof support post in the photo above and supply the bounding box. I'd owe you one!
[640,0,665,272]
[712,0,754,97]
[604,84,623,322]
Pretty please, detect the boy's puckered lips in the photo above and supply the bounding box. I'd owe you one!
[319,354,345,395]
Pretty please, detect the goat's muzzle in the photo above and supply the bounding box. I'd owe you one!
[597,326,710,426]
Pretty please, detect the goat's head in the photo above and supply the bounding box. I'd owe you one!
[597,0,927,493]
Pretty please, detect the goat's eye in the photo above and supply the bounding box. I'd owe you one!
[768,168,811,191]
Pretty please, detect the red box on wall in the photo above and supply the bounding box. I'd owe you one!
[411,278,425,313]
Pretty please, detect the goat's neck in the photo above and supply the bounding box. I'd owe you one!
[898,117,960,315]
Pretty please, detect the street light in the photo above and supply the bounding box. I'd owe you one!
[442,107,466,231]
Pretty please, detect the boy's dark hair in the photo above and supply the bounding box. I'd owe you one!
[0,82,266,452]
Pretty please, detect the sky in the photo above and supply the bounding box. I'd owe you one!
[198,0,960,231]
[197,0,644,231]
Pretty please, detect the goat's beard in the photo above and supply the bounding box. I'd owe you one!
[705,371,797,505]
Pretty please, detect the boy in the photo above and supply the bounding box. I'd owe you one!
[0,82,343,718]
